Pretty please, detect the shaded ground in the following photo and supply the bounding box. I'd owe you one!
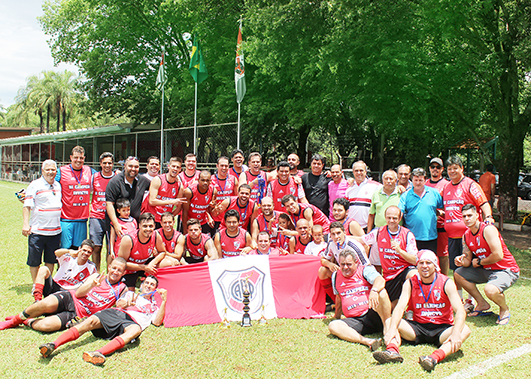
[501,230,531,251]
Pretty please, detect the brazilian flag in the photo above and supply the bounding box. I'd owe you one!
[189,34,208,84]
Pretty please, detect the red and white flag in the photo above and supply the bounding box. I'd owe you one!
[157,255,325,327]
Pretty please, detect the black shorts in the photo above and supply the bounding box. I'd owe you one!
[201,223,214,237]
[404,320,453,346]
[385,267,415,301]
[448,238,463,271]
[416,239,438,256]
[92,308,139,340]
[184,255,205,264]
[341,309,383,335]
[44,276,64,298]
[27,233,61,267]
[123,257,155,288]
[50,291,78,330]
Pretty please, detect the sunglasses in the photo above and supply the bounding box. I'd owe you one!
[125,156,139,162]
[430,165,442,169]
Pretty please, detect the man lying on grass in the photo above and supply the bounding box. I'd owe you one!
[40,275,167,366]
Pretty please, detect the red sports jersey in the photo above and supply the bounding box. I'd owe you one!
[90,171,115,219]
[443,177,488,238]
[255,211,280,246]
[72,279,127,318]
[59,165,92,220]
[219,228,248,258]
[179,170,200,188]
[211,174,237,222]
[377,226,414,280]
[188,183,215,225]
[124,231,157,274]
[267,178,303,211]
[156,228,182,255]
[277,234,292,251]
[409,273,454,325]
[221,196,255,230]
[244,170,267,202]
[291,203,331,233]
[426,177,449,229]
[333,265,371,318]
[185,233,211,261]
[143,174,181,223]
[293,236,312,254]
[113,217,138,256]
[229,167,245,180]
[343,218,358,236]
[463,223,519,273]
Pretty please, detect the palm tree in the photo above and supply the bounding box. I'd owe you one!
[45,71,78,131]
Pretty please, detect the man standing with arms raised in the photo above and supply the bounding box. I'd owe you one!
[301,154,331,217]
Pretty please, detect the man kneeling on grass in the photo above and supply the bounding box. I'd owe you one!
[372,250,471,372]
[328,249,391,351]
[40,275,167,366]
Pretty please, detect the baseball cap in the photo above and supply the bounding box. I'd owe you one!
[429,158,443,167]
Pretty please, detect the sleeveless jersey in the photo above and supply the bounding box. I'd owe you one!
[72,279,126,318]
[221,196,256,230]
[143,174,181,222]
[90,171,115,219]
[121,291,161,330]
[409,273,454,325]
[443,177,487,238]
[377,226,414,280]
[267,178,302,211]
[332,265,371,318]
[179,170,200,187]
[113,217,138,255]
[229,166,245,180]
[156,228,181,254]
[276,234,292,251]
[219,228,248,258]
[426,177,449,229]
[343,218,359,236]
[211,174,237,222]
[255,211,280,246]
[59,165,92,220]
[293,236,312,254]
[463,223,519,273]
[54,254,97,289]
[124,231,157,274]
[291,203,331,233]
[188,183,215,225]
[244,170,267,202]
[185,233,211,261]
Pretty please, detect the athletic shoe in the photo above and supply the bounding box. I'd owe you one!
[419,356,437,371]
[370,338,382,352]
[83,351,106,366]
[373,350,404,364]
[39,342,56,358]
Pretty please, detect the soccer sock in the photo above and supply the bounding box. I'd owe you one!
[320,278,335,303]
[33,284,44,302]
[54,327,80,348]
[0,314,23,330]
[386,343,400,354]
[429,348,446,363]
[97,336,125,356]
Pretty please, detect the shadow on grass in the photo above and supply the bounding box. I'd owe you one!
[10,283,32,295]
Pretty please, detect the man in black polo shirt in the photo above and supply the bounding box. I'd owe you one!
[106,156,151,239]
[301,154,331,217]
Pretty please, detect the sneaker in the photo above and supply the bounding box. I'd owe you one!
[66,316,85,329]
[373,350,404,364]
[370,338,383,352]
[39,342,56,358]
[83,351,106,366]
[419,356,437,372]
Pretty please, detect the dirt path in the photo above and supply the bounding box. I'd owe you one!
[500,230,531,251]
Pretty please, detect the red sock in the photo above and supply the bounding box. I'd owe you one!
[54,327,80,348]
[430,348,446,363]
[33,284,44,302]
[386,343,400,354]
[97,336,125,356]
[0,314,23,330]
[320,278,335,303]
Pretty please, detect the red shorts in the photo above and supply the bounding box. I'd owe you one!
[437,230,448,257]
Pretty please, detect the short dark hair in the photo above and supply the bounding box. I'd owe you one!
[486,164,494,172]
[333,197,350,211]
[446,155,463,168]
[187,218,201,228]
[329,221,345,232]
[160,212,174,221]
[239,184,252,192]
[139,212,155,225]
[231,149,244,158]
[147,156,160,164]
[277,161,290,170]
[225,209,240,221]
[257,231,270,240]
[115,198,131,210]
[281,194,297,205]
[144,275,159,288]
[169,157,182,164]
[311,154,324,164]
[79,239,95,251]
[217,156,230,164]
[461,204,477,212]
[278,213,295,230]
[185,153,196,161]
[99,152,114,161]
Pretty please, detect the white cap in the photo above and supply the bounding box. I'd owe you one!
[417,250,440,272]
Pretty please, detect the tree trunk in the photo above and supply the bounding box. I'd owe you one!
[296,124,312,168]
[62,107,66,131]
[496,132,522,220]
[56,97,61,132]
[38,109,44,134]
[46,104,50,133]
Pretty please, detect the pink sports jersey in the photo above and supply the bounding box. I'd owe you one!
[156,228,182,254]
[143,174,181,222]
[188,183,215,225]
[443,177,488,238]
[219,228,248,258]
[72,279,127,318]
[409,273,454,325]
[463,223,519,273]
[124,231,157,274]
[179,170,200,188]
[291,203,331,233]
[221,196,256,230]
[90,171,115,220]
[333,265,371,318]
[211,174,238,222]
[59,165,92,220]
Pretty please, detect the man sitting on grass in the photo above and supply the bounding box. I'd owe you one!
[39,275,167,366]
[373,250,471,372]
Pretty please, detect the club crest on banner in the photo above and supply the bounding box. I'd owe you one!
[216,266,265,314]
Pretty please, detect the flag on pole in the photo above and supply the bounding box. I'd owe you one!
[189,34,208,84]
[156,49,167,91]
[235,22,246,104]
[157,255,326,327]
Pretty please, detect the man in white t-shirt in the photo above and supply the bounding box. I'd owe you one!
[345,161,382,231]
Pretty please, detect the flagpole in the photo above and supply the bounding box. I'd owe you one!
[194,81,198,154]
[237,102,241,149]
[160,83,165,165]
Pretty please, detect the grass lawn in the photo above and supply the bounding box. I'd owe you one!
[0,180,530,378]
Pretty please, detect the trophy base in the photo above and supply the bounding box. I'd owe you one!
[241,314,252,327]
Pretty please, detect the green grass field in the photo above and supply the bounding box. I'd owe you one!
[0,180,530,378]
